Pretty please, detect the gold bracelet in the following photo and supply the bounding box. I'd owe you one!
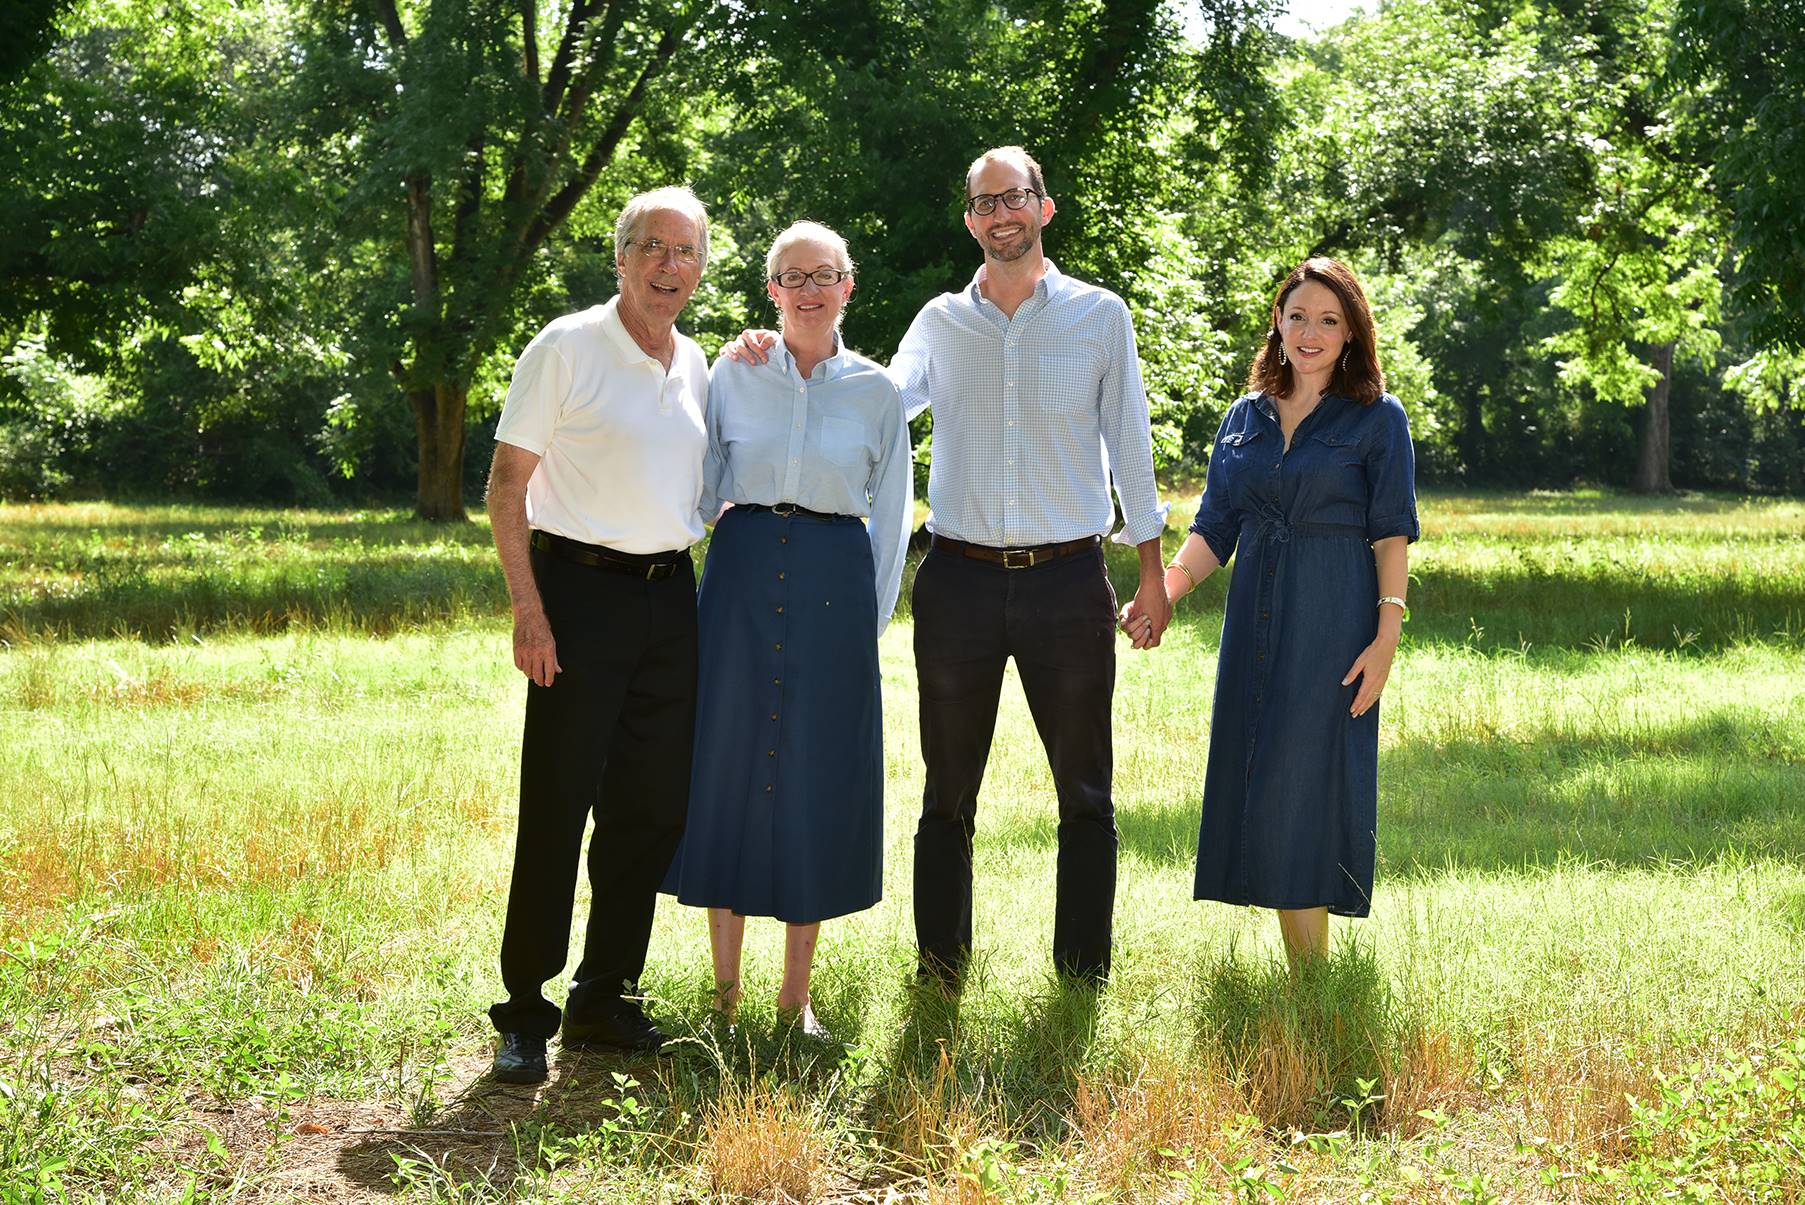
[1168,560,1196,588]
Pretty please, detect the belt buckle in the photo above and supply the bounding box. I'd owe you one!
[1001,548,1036,569]
[771,502,798,517]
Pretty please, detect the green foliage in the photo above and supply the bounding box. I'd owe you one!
[1672,0,1805,350]
[1543,1037,1805,1201]
[1,0,1801,502]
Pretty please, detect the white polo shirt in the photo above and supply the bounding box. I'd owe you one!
[494,296,709,554]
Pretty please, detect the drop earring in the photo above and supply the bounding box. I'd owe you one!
[1279,345,1288,367]
[1340,346,1350,373]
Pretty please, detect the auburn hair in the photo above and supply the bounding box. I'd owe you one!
[1247,257,1385,405]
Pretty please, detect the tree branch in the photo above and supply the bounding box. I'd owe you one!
[541,0,605,116]
[521,0,538,84]
[550,2,629,163]
[368,0,406,49]
[404,168,438,349]
[522,19,684,250]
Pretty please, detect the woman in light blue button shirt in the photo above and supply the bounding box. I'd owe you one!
[663,221,911,1039]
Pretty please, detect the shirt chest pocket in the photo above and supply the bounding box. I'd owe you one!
[1309,431,1365,468]
[816,415,870,470]
[1034,352,1101,414]
[1218,427,1269,463]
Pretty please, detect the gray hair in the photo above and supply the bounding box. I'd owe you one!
[614,186,710,270]
[764,220,854,279]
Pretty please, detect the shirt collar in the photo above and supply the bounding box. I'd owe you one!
[770,330,846,383]
[966,258,1063,308]
[599,295,696,397]
[599,295,684,375]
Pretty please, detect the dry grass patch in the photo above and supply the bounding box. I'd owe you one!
[1067,1051,1252,1199]
[698,1077,831,1203]
[1382,1023,1479,1138]
[872,1044,1012,1179]
[1519,1034,1661,1159]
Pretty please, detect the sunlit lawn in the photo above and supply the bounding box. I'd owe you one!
[1,492,1802,1202]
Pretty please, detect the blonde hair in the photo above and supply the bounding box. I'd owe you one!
[764,220,854,279]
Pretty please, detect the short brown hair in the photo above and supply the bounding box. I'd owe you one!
[1247,257,1385,405]
[966,146,1047,202]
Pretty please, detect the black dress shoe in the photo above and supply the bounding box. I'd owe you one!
[491,1032,548,1084]
[561,996,668,1053]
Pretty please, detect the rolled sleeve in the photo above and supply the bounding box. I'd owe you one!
[1364,397,1421,544]
[1099,299,1169,546]
[1189,411,1243,565]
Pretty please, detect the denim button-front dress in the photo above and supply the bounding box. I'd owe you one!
[1189,391,1419,917]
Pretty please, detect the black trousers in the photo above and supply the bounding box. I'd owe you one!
[488,544,698,1039]
[911,542,1119,981]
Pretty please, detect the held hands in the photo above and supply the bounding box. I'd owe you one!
[1341,633,1397,717]
[513,609,561,687]
[720,329,779,364]
[1118,580,1174,650]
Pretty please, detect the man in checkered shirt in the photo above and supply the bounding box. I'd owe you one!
[893,146,1171,987]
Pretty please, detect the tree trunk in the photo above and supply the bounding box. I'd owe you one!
[1458,391,1485,480]
[1633,340,1675,494]
[412,378,468,521]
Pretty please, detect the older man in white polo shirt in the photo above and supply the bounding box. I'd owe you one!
[485,186,711,1084]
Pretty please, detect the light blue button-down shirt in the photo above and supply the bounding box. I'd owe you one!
[703,338,913,628]
[889,261,1168,548]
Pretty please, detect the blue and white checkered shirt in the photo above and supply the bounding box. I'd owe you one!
[890,261,1168,548]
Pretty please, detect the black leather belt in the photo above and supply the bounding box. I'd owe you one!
[530,530,687,580]
[931,533,1100,569]
[740,502,858,522]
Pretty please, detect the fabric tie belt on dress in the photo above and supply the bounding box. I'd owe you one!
[931,533,1100,569]
[1251,513,1368,545]
[739,502,859,522]
[529,530,688,580]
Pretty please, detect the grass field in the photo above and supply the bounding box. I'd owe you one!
[2,492,1802,1203]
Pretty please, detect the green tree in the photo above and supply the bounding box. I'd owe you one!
[1673,0,1805,352]
[284,0,707,519]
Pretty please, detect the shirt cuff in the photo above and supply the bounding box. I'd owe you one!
[1110,501,1171,547]
[1367,514,1420,543]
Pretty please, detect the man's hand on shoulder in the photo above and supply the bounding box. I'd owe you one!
[513,608,561,687]
[719,329,779,365]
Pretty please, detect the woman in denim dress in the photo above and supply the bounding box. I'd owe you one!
[1148,257,1418,964]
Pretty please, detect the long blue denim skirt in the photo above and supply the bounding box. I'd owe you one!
[662,505,883,924]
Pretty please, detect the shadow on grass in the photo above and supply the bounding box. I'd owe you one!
[1090,708,1805,874]
[1145,564,1805,653]
[4,500,1800,647]
[333,1043,672,1197]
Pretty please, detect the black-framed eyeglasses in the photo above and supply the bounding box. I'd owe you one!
[770,267,851,289]
[965,188,1040,216]
[624,237,701,267]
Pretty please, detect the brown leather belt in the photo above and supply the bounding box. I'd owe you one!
[930,533,1099,569]
[530,530,687,580]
